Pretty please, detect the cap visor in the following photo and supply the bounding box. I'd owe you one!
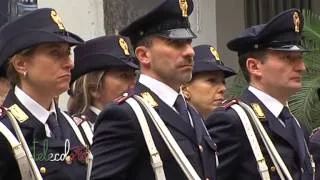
[267,45,310,52]
[193,63,236,78]
[157,28,197,39]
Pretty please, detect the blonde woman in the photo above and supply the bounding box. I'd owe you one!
[0,8,90,179]
[68,35,138,129]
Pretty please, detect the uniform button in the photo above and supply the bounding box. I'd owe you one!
[81,115,86,119]
[65,155,72,164]
[301,168,304,173]
[199,145,203,152]
[205,178,210,180]
[270,166,276,172]
[40,167,46,174]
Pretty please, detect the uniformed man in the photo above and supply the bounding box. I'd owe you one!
[205,9,314,180]
[91,0,217,179]
[0,8,91,179]
[182,44,236,119]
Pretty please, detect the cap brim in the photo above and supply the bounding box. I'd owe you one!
[193,62,236,78]
[71,53,138,84]
[267,45,310,52]
[157,28,197,39]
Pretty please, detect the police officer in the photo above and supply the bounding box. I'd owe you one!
[309,128,320,179]
[91,0,217,179]
[0,8,90,179]
[182,44,236,119]
[206,9,314,180]
[68,35,138,130]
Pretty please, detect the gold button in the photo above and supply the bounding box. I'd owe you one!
[40,167,46,174]
[199,145,203,152]
[270,166,276,172]
[65,155,72,164]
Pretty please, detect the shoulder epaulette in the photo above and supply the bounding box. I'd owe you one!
[222,99,239,110]
[113,88,135,105]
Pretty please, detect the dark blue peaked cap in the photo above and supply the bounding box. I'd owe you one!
[71,35,139,85]
[0,8,84,77]
[227,8,307,56]
[193,45,236,78]
[120,0,196,46]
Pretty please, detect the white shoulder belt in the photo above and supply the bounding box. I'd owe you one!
[126,95,201,180]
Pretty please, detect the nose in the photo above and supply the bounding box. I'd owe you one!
[296,59,306,72]
[218,84,227,95]
[182,42,195,58]
[64,56,74,70]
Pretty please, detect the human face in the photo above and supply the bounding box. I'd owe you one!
[23,43,73,97]
[146,36,195,91]
[257,50,306,97]
[184,71,226,118]
[95,67,136,109]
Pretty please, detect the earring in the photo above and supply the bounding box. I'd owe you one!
[23,71,27,77]
[183,92,191,100]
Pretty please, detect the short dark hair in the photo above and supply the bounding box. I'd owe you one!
[238,50,267,82]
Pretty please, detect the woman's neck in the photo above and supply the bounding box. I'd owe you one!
[19,83,53,110]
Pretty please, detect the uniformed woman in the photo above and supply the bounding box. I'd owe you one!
[68,35,138,129]
[182,44,236,119]
[0,8,90,179]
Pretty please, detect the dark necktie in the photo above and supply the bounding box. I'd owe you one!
[174,94,191,125]
[279,106,295,128]
[47,113,61,139]
[279,106,306,156]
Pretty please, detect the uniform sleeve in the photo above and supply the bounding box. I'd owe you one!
[91,103,141,180]
[0,128,21,179]
[205,108,244,180]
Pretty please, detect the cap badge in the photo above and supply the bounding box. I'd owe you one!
[293,11,300,33]
[250,103,266,120]
[179,0,188,17]
[119,38,130,56]
[140,92,158,107]
[8,104,29,123]
[210,47,223,64]
[51,10,65,30]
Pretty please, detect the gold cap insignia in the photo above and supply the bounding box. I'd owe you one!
[140,92,158,107]
[51,10,65,30]
[119,38,130,56]
[293,11,300,33]
[179,0,188,17]
[8,104,29,123]
[210,47,221,61]
[250,103,266,120]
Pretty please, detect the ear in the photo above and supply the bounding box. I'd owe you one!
[135,46,151,66]
[12,55,28,75]
[181,84,191,100]
[246,57,263,78]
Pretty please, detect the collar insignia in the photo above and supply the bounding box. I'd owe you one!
[8,104,29,123]
[250,103,266,120]
[140,92,158,107]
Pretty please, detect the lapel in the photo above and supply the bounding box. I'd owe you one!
[187,104,205,143]
[135,83,197,145]
[291,118,307,166]
[240,89,299,153]
[85,109,97,124]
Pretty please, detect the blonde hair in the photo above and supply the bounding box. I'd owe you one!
[6,47,36,87]
[67,70,106,115]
